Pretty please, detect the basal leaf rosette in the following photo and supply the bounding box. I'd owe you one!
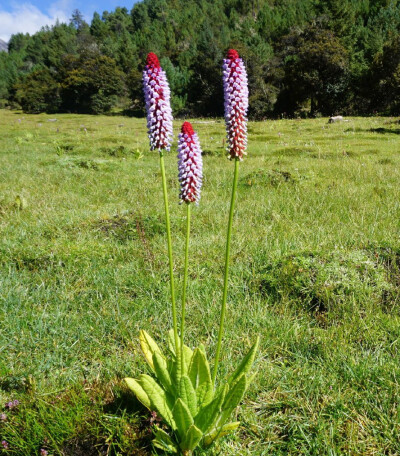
[125,330,259,455]
[143,52,173,151]
[223,49,249,160]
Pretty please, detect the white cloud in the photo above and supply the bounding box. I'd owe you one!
[0,2,71,42]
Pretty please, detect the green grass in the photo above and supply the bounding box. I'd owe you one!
[0,110,400,455]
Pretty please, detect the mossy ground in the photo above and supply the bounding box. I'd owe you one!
[0,110,399,455]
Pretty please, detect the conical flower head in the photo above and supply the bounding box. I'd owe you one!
[223,49,249,160]
[177,122,203,204]
[143,52,173,151]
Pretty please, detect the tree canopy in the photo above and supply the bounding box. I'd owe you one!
[1,0,400,117]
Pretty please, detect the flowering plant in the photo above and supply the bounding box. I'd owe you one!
[125,50,257,455]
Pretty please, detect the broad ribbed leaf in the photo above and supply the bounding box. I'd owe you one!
[124,377,151,409]
[188,348,213,407]
[153,352,172,392]
[196,380,213,409]
[179,375,198,417]
[138,374,176,429]
[181,424,203,452]
[218,374,247,425]
[168,329,176,354]
[188,348,211,389]
[168,329,193,373]
[139,330,164,370]
[194,384,228,433]
[172,398,193,439]
[203,421,240,447]
[153,427,178,453]
[227,337,259,387]
[182,345,194,373]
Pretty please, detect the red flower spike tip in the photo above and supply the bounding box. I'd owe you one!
[226,49,239,60]
[146,52,160,69]
[181,121,194,136]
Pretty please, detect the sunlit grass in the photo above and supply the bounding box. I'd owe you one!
[0,110,399,455]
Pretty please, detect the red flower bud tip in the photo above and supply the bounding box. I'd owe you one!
[181,121,194,136]
[226,49,239,60]
[146,52,160,69]
[223,49,249,160]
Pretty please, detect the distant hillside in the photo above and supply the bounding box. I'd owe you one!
[0,39,8,52]
[2,0,400,116]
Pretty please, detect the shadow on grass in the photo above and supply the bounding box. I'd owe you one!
[369,127,400,134]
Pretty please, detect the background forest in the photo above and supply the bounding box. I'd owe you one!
[1,0,400,118]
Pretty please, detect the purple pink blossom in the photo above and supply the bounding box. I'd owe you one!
[143,52,173,151]
[177,122,203,204]
[4,400,19,410]
[222,49,249,160]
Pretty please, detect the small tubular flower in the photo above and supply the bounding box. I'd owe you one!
[143,52,173,151]
[177,122,203,204]
[222,49,249,160]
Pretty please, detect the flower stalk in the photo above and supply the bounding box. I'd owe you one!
[212,157,240,384]
[180,202,190,363]
[159,150,179,350]
[213,49,249,384]
[143,52,178,350]
[177,121,203,358]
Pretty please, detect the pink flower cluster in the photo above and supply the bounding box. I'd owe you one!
[143,53,173,151]
[177,122,203,204]
[222,49,249,160]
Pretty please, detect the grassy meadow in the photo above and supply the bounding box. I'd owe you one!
[0,109,400,455]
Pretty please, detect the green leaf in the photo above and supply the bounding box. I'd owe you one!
[188,348,211,389]
[203,421,240,447]
[153,427,178,453]
[196,380,213,409]
[153,352,172,392]
[138,374,176,429]
[188,348,213,408]
[172,398,193,439]
[195,384,228,433]
[139,330,164,370]
[219,374,247,426]
[182,345,194,374]
[181,424,203,452]
[227,337,259,387]
[179,375,198,417]
[124,377,151,409]
[168,329,193,373]
[168,329,176,354]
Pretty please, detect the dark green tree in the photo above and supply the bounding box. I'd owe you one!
[15,68,61,113]
[60,54,124,113]
[370,34,400,114]
[277,26,350,116]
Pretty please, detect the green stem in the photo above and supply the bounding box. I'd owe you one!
[181,203,191,363]
[212,158,240,385]
[159,151,179,351]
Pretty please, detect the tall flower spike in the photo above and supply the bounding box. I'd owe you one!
[143,52,173,151]
[223,49,249,160]
[177,122,203,204]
